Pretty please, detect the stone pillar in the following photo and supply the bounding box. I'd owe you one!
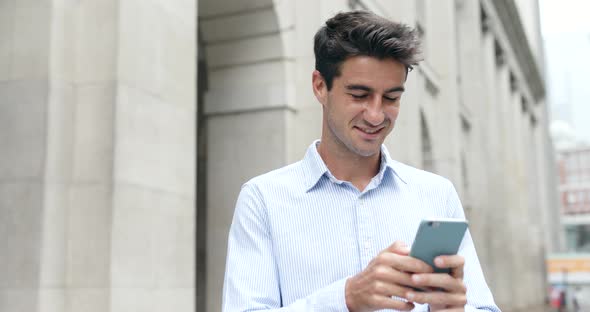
[383,1,423,167]
[454,0,492,270]
[51,1,117,311]
[109,0,196,311]
[512,91,530,310]
[199,0,291,310]
[495,58,515,310]
[0,1,196,311]
[480,29,504,304]
[427,0,462,185]
[1,1,52,311]
[287,0,323,163]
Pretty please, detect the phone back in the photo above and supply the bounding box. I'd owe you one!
[409,219,468,273]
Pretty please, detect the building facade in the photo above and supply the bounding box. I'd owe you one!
[557,147,590,251]
[0,0,561,311]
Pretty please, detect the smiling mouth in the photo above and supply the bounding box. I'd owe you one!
[355,126,384,135]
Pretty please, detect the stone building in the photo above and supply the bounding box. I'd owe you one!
[0,0,561,311]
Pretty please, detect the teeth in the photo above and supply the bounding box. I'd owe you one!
[362,128,379,134]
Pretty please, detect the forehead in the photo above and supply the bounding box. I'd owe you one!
[337,56,406,88]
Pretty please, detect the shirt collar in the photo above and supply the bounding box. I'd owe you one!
[302,140,407,191]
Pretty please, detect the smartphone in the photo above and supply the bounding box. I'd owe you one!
[409,218,469,274]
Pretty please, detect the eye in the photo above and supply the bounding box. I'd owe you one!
[384,96,399,102]
[349,93,368,99]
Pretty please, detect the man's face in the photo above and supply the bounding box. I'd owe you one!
[313,56,407,158]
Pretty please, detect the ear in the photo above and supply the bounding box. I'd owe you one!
[312,70,328,106]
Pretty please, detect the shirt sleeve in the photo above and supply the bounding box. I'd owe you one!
[445,180,502,312]
[222,183,350,312]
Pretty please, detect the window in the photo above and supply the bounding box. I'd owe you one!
[568,192,577,205]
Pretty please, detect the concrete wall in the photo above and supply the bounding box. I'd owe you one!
[110,1,196,311]
[0,1,196,311]
[1,1,52,311]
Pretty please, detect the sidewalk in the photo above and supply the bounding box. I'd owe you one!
[513,304,556,312]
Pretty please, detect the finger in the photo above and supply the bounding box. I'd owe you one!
[371,264,416,290]
[386,241,410,255]
[411,273,466,293]
[368,264,435,298]
[370,295,415,311]
[370,279,419,300]
[375,252,434,274]
[405,289,467,307]
[434,256,464,279]
[451,264,463,280]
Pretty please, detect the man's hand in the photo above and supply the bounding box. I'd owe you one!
[404,255,467,312]
[345,241,433,312]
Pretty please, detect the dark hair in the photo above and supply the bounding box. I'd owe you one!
[314,11,422,90]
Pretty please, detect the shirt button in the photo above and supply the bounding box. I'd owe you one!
[364,241,371,250]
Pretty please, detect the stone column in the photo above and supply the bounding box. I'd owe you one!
[495,57,515,310]
[454,0,492,269]
[0,1,196,311]
[199,0,291,310]
[383,1,423,167]
[109,0,196,311]
[480,29,504,304]
[1,1,52,311]
[427,0,462,185]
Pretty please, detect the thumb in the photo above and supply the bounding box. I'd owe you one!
[387,241,410,255]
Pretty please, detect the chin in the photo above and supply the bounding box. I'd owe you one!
[351,145,381,157]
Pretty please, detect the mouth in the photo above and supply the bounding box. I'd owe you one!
[354,126,384,139]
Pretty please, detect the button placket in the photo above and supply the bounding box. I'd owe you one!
[357,195,373,266]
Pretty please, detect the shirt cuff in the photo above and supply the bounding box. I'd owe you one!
[306,278,349,311]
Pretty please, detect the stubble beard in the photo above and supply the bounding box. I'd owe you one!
[325,111,383,159]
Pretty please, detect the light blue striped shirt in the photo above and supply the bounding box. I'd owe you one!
[223,141,500,312]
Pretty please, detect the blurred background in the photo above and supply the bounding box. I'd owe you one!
[1,0,589,311]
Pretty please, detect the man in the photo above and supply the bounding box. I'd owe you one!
[573,287,580,312]
[223,11,500,312]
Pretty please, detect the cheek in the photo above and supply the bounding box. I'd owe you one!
[338,102,364,120]
[386,107,400,122]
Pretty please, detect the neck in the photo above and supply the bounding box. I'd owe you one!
[317,137,381,192]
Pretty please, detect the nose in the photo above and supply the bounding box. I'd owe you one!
[364,96,385,126]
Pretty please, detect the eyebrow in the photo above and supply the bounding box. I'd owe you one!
[345,84,405,93]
